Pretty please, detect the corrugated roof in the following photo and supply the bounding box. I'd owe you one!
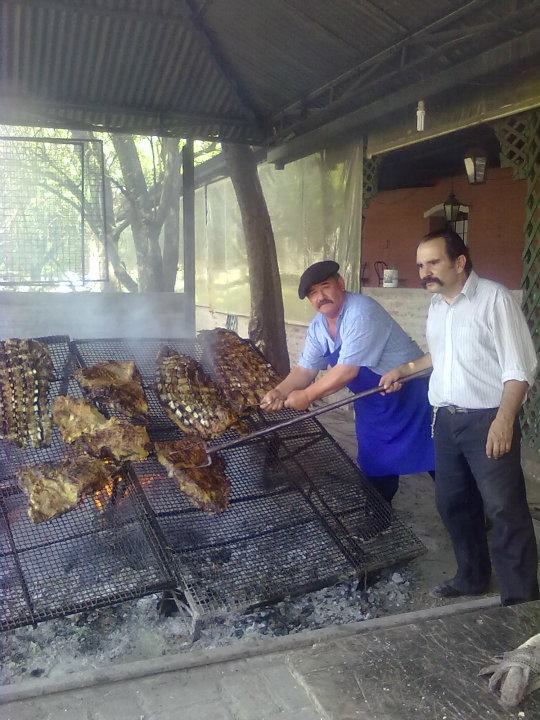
[0,0,539,145]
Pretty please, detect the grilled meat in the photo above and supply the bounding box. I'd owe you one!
[0,338,54,448]
[17,453,120,523]
[155,436,208,468]
[77,420,151,462]
[154,439,229,513]
[74,361,148,418]
[155,346,239,439]
[198,329,282,413]
[53,395,151,462]
[52,395,107,441]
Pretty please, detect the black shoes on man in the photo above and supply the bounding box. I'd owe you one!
[429,580,488,599]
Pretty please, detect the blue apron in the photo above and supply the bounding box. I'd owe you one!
[326,348,435,476]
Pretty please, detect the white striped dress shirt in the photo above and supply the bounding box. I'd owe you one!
[426,271,538,408]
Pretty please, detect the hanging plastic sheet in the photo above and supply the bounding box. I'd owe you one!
[194,142,364,325]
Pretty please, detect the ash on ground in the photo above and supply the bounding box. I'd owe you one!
[0,569,412,686]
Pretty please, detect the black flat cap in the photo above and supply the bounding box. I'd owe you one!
[298,260,340,299]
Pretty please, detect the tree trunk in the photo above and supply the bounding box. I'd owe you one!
[222,144,290,376]
[112,134,163,291]
[71,130,139,292]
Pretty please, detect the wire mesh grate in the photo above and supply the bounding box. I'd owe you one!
[0,477,176,630]
[0,137,108,286]
[1,336,426,628]
[0,337,176,631]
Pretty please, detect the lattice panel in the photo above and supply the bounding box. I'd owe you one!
[494,111,540,452]
[521,110,540,453]
[363,141,380,210]
[493,114,529,181]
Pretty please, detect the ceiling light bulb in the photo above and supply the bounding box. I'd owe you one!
[416,100,425,132]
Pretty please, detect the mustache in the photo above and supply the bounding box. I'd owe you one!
[421,276,443,289]
[317,299,332,308]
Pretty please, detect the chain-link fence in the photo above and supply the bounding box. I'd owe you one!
[0,136,108,287]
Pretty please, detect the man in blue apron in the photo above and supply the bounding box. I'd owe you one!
[261,260,434,503]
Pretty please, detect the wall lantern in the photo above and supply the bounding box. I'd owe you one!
[443,192,462,223]
[464,149,487,184]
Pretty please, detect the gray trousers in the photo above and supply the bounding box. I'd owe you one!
[433,406,538,605]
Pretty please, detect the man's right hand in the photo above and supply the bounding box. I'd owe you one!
[260,388,286,412]
[379,368,403,393]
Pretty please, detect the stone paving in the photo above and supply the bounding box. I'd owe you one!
[1,652,323,720]
[3,597,526,720]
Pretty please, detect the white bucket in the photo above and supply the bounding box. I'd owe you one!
[383,268,399,288]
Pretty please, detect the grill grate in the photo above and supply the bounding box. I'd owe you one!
[0,337,176,631]
[0,336,425,629]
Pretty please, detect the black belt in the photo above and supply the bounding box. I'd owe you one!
[439,405,493,414]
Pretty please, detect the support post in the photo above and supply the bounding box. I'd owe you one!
[182,139,196,336]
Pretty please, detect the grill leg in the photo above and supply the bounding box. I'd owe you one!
[157,589,191,618]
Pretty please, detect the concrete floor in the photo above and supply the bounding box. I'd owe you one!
[320,409,540,607]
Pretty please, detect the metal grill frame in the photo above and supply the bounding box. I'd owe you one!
[0,335,426,630]
[72,337,426,618]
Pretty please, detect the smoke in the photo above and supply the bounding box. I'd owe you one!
[0,292,195,340]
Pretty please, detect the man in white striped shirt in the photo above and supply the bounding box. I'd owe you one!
[381,229,538,606]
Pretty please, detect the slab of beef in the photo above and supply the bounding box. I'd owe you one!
[52,395,107,441]
[74,361,148,419]
[53,396,151,462]
[153,435,208,468]
[198,329,282,413]
[0,338,54,448]
[156,346,239,439]
[154,440,229,513]
[17,453,120,523]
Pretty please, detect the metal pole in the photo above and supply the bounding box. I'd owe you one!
[182,139,196,336]
[80,142,86,285]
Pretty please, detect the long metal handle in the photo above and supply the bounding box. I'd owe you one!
[207,368,431,456]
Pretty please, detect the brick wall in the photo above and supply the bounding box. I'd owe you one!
[362,167,526,290]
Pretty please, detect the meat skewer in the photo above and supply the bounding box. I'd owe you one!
[167,369,433,468]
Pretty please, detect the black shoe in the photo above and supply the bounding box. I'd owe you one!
[430,581,487,599]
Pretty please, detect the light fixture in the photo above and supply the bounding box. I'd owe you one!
[416,100,425,132]
[464,148,487,184]
[443,192,462,224]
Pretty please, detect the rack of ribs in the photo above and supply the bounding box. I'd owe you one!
[198,329,282,413]
[0,338,54,448]
[155,346,239,439]
[154,440,230,513]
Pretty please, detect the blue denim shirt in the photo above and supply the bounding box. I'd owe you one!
[298,292,422,375]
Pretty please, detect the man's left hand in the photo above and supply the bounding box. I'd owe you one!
[284,390,311,411]
[486,415,514,459]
